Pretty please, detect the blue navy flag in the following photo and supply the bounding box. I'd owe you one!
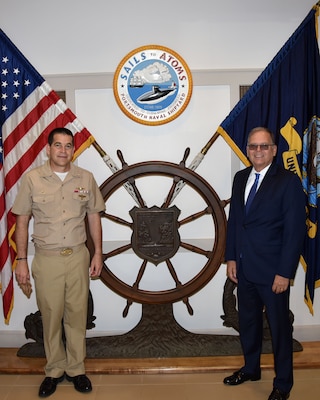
[0,29,95,323]
[217,6,320,313]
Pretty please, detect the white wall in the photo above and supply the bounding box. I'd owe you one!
[0,0,315,73]
[0,0,319,346]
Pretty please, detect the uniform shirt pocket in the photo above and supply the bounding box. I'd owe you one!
[32,194,56,218]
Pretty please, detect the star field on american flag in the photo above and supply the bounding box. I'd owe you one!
[1,54,37,167]
[1,53,39,121]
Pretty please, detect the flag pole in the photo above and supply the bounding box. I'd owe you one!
[169,131,221,203]
[90,140,141,205]
[200,131,220,156]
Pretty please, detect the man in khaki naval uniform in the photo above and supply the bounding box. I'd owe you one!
[13,127,105,397]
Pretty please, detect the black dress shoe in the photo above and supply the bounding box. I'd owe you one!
[268,387,290,400]
[38,375,65,397]
[223,369,261,385]
[66,374,92,393]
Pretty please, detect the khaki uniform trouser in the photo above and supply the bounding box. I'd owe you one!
[32,244,90,378]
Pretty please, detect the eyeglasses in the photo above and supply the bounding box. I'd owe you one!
[52,143,74,150]
[247,144,274,151]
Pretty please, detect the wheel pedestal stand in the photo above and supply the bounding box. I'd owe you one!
[17,303,302,358]
[85,303,245,358]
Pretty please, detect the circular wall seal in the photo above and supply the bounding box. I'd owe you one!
[113,45,193,126]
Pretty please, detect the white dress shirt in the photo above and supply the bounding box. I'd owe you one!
[244,163,272,203]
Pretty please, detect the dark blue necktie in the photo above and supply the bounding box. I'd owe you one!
[246,173,260,213]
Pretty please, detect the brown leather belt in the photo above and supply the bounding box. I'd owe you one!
[35,244,84,256]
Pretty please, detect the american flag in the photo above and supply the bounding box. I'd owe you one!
[0,29,95,324]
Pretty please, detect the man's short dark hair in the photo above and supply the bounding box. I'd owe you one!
[48,127,74,146]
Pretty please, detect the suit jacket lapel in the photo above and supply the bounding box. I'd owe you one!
[241,167,252,212]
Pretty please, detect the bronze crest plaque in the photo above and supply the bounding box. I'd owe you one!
[130,205,181,265]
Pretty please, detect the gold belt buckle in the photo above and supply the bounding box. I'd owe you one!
[60,248,73,256]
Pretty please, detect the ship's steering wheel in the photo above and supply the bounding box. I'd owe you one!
[94,148,228,316]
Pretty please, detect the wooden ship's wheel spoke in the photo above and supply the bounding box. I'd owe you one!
[103,243,132,259]
[179,241,213,258]
[102,212,132,228]
[179,207,212,225]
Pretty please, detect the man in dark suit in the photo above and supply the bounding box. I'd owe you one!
[223,127,306,400]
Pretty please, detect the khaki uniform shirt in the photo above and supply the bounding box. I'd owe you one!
[12,161,105,250]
